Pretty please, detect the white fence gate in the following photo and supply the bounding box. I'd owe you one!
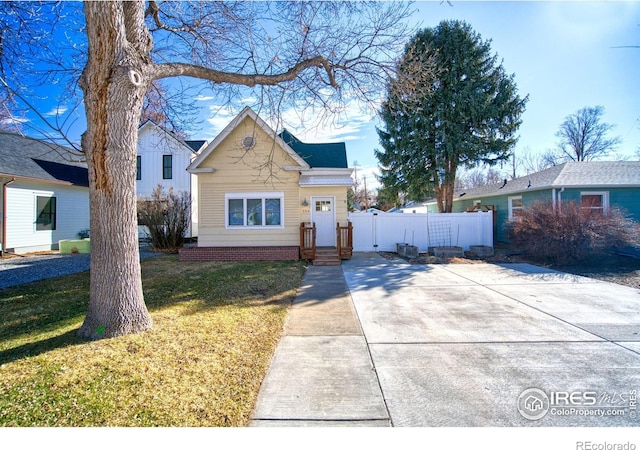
[348,212,493,252]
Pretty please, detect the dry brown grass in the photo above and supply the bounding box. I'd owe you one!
[0,255,305,426]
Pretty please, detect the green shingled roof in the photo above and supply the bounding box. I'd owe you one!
[279,129,348,169]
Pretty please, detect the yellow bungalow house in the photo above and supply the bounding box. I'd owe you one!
[179,107,353,264]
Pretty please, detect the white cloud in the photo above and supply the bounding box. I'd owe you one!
[352,165,381,191]
[278,100,376,145]
[240,96,258,105]
[43,106,68,117]
[203,105,239,137]
[0,116,29,124]
[199,96,378,147]
[194,95,215,102]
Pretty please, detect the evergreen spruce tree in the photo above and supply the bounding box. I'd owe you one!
[376,20,528,212]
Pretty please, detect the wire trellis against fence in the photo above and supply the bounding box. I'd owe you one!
[427,220,460,247]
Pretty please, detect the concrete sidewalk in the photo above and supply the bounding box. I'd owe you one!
[250,264,390,426]
[251,253,640,427]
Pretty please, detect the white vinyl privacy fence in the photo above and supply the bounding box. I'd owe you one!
[349,212,493,252]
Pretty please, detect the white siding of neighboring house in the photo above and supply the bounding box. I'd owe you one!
[400,204,429,214]
[5,180,89,254]
[136,123,199,238]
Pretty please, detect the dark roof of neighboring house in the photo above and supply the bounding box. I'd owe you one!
[185,140,207,153]
[456,161,640,200]
[279,129,348,169]
[0,132,89,187]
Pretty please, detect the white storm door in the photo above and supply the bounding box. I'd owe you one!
[312,197,335,247]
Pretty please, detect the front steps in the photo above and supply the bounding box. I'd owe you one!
[313,247,341,266]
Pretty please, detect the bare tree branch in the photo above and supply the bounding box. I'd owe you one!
[1,0,418,340]
[554,105,621,162]
[152,54,339,88]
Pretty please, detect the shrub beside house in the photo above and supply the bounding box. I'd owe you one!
[505,199,638,264]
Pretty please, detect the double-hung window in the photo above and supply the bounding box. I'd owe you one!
[162,154,172,179]
[36,196,56,231]
[581,191,608,216]
[508,196,523,221]
[226,193,283,228]
[136,155,142,180]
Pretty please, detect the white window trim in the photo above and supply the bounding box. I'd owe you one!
[580,191,609,214]
[34,193,57,232]
[225,192,284,229]
[508,196,523,221]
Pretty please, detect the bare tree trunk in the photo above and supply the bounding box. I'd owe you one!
[77,1,152,339]
[65,0,409,339]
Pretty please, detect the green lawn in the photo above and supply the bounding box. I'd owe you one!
[0,255,305,426]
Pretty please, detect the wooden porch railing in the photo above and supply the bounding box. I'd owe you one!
[337,222,353,259]
[299,222,316,260]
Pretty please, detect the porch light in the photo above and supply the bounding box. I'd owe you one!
[301,198,309,207]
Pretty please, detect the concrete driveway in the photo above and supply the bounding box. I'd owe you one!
[252,252,640,427]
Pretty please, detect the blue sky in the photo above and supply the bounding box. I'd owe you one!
[8,1,639,188]
[192,1,640,186]
[415,1,640,160]
[356,2,639,182]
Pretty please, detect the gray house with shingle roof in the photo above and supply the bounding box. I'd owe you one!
[425,161,640,242]
[0,132,90,254]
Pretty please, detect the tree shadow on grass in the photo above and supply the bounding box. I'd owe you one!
[143,260,305,315]
[0,329,82,365]
[0,259,305,365]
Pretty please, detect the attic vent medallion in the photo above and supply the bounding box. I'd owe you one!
[241,136,256,149]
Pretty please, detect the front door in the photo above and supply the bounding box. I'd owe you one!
[312,197,335,247]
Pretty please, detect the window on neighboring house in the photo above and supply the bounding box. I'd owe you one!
[36,196,56,231]
[136,155,142,180]
[163,154,172,179]
[508,196,523,221]
[581,191,609,216]
[226,193,283,228]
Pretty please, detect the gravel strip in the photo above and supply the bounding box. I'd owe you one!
[0,247,160,290]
